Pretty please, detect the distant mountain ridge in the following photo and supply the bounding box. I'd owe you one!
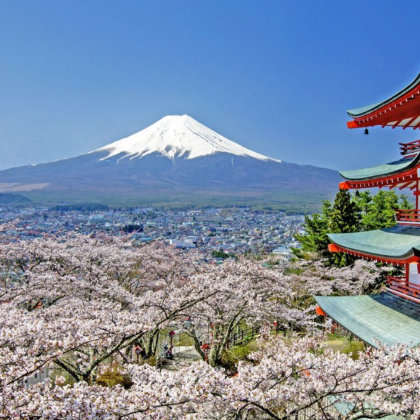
[0,193,30,205]
[0,115,340,207]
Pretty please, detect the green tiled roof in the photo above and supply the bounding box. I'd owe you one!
[329,396,405,419]
[347,71,420,117]
[347,102,381,117]
[328,225,420,259]
[315,293,420,348]
[340,154,419,181]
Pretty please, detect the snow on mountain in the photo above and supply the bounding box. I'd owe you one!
[0,113,340,206]
[92,115,281,162]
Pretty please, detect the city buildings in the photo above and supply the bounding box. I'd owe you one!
[0,206,303,261]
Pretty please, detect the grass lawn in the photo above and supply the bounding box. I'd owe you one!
[324,333,365,359]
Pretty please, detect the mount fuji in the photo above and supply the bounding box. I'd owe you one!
[94,115,279,163]
[0,115,340,207]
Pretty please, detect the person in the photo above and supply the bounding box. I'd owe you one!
[163,344,173,359]
[183,316,192,329]
[134,343,143,363]
[201,343,210,362]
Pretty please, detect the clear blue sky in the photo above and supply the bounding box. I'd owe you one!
[0,1,419,171]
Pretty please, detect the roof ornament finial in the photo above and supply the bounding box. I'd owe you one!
[364,128,369,135]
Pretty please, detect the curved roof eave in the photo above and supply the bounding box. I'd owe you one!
[328,226,420,261]
[315,294,420,349]
[347,71,420,118]
[339,154,420,181]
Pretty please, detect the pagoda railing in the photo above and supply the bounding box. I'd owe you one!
[400,139,420,157]
[386,276,420,301]
[395,209,420,225]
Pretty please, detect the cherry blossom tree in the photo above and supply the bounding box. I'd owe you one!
[176,258,315,366]
[0,231,417,419]
[2,336,420,419]
[0,234,209,384]
[278,257,387,304]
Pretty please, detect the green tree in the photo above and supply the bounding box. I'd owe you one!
[399,194,413,210]
[293,200,332,258]
[328,189,361,266]
[354,190,413,231]
[352,190,372,219]
[360,190,397,230]
[212,250,233,259]
[329,189,361,234]
[294,189,414,266]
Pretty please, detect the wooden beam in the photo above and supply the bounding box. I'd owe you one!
[328,244,340,253]
[403,117,416,129]
[392,120,402,129]
[339,181,350,190]
[347,120,359,129]
[399,181,414,190]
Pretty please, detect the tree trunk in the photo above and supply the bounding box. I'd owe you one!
[189,330,205,361]
[140,328,159,359]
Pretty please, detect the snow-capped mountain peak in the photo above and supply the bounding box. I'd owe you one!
[93,115,281,162]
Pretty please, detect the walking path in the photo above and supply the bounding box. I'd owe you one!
[161,346,202,370]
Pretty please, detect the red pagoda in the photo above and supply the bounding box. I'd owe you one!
[316,72,420,348]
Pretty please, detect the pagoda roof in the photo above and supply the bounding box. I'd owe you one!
[347,71,420,129]
[348,72,420,118]
[340,154,419,181]
[315,293,420,348]
[328,225,420,263]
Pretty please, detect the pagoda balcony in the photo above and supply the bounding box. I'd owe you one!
[395,209,420,225]
[400,139,420,158]
[386,276,420,303]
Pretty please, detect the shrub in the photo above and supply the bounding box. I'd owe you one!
[96,366,133,389]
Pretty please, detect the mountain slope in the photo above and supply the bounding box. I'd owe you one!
[0,115,340,207]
